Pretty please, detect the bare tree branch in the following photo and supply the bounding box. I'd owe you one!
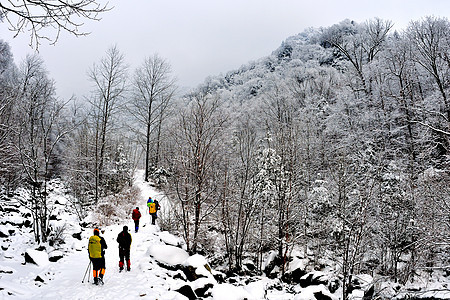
[0,0,112,49]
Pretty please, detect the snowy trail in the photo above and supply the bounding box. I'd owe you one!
[1,171,272,300]
[7,171,187,300]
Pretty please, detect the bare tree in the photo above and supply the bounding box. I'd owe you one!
[87,45,128,201]
[407,17,450,135]
[322,18,392,98]
[169,91,228,253]
[0,0,111,48]
[14,54,71,242]
[220,115,259,271]
[128,54,176,182]
[0,40,20,193]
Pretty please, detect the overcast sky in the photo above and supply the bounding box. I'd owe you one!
[1,0,449,100]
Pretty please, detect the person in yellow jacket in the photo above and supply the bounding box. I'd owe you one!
[88,228,108,285]
[147,197,161,225]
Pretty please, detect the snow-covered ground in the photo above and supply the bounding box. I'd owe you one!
[1,171,449,300]
[0,171,276,300]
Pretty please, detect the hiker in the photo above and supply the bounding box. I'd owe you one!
[147,197,161,225]
[88,227,108,285]
[116,225,132,272]
[132,207,141,232]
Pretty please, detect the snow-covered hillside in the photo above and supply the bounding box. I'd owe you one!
[1,171,449,300]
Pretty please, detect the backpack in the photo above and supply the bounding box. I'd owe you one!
[132,209,141,220]
[148,202,156,214]
[88,235,102,258]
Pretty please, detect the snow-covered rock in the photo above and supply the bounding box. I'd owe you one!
[211,283,254,300]
[182,254,214,280]
[0,224,15,237]
[300,271,330,288]
[148,244,190,266]
[48,250,64,262]
[157,230,184,247]
[24,249,49,266]
[348,274,374,299]
[293,284,336,300]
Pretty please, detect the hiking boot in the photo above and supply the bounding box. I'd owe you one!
[98,278,104,285]
[127,267,130,271]
[93,277,98,285]
[119,267,123,272]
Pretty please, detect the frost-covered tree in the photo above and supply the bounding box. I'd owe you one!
[128,54,176,182]
[220,115,259,271]
[0,40,20,193]
[14,54,70,243]
[251,133,289,271]
[87,45,128,201]
[166,91,229,253]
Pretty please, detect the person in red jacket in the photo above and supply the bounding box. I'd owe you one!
[132,207,141,233]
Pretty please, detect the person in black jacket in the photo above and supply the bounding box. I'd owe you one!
[116,226,132,271]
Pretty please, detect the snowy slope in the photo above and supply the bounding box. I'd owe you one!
[0,171,273,300]
[3,171,447,299]
[1,171,188,299]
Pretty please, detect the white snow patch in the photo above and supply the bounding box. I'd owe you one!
[211,283,254,300]
[293,284,337,300]
[25,249,49,267]
[148,244,189,266]
[157,230,183,247]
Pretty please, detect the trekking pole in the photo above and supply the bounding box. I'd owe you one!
[82,260,92,283]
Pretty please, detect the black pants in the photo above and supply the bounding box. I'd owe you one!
[91,256,105,278]
[119,247,130,269]
[151,213,157,225]
[134,219,140,232]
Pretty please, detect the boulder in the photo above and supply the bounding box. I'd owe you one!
[24,249,49,266]
[72,232,82,240]
[293,285,334,300]
[348,274,374,300]
[300,271,329,288]
[180,254,215,282]
[49,250,64,262]
[284,257,308,283]
[175,285,197,300]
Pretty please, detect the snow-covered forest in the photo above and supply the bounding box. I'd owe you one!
[1,15,450,299]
